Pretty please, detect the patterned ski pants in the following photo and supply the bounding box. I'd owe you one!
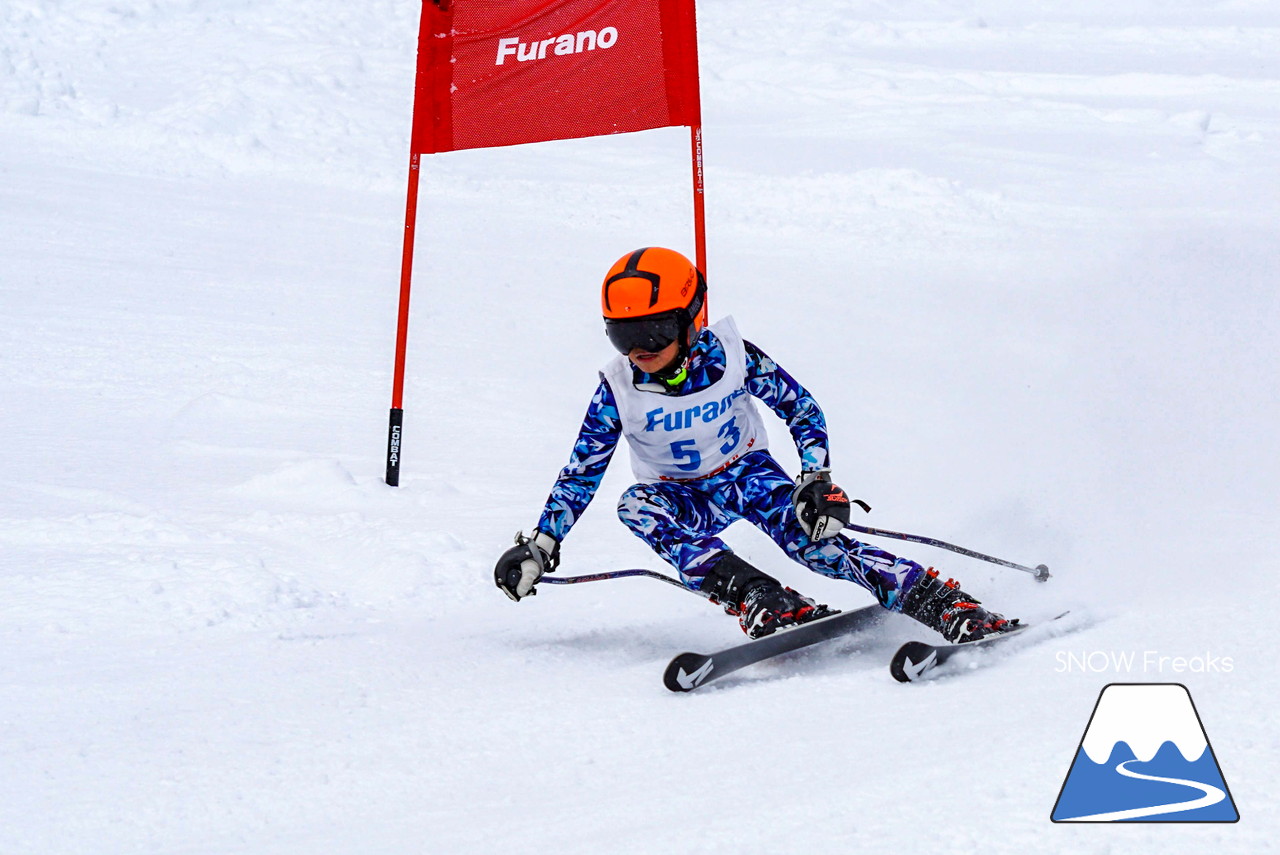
[616,451,925,609]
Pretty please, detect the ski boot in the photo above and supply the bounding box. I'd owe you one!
[899,568,1018,643]
[699,553,833,639]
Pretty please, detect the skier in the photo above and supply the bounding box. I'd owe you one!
[494,247,1017,642]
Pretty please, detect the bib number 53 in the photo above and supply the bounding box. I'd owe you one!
[669,417,743,472]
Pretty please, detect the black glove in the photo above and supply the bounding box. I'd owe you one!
[792,470,853,540]
[494,530,560,601]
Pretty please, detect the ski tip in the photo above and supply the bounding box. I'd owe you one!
[889,641,938,683]
[663,652,715,693]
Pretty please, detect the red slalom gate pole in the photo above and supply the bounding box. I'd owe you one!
[688,123,711,329]
[690,123,707,282]
[696,123,706,275]
[683,0,707,304]
[386,151,422,486]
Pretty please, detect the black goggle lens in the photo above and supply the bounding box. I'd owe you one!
[605,315,682,355]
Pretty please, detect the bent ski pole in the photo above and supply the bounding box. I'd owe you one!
[844,521,1051,582]
[539,568,694,592]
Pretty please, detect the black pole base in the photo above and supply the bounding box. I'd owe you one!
[385,407,404,486]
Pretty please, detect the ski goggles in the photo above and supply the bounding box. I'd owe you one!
[604,312,684,355]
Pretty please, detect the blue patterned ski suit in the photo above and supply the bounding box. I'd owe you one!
[535,324,927,609]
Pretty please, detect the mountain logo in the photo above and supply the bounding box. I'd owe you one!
[1051,683,1239,822]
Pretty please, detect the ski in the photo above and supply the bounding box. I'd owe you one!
[664,604,883,693]
[889,611,1071,682]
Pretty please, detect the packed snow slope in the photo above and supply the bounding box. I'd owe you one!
[2,1,1277,853]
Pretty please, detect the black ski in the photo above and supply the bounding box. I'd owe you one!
[889,611,1071,682]
[664,604,883,692]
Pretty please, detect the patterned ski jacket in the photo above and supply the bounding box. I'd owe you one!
[536,324,830,541]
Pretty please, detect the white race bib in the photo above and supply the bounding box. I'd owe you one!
[603,316,768,482]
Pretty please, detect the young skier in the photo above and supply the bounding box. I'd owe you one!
[494,247,1017,642]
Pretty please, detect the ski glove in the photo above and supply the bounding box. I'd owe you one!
[494,530,561,602]
[792,470,853,540]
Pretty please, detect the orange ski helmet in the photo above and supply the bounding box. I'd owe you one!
[601,248,707,366]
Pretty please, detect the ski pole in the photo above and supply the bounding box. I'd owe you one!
[539,568,694,592]
[844,521,1051,582]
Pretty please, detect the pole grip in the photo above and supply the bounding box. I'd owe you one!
[385,408,404,486]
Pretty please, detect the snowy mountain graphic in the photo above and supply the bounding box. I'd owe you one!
[1052,683,1238,822]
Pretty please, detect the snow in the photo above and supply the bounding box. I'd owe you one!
[2,0,1277,852]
